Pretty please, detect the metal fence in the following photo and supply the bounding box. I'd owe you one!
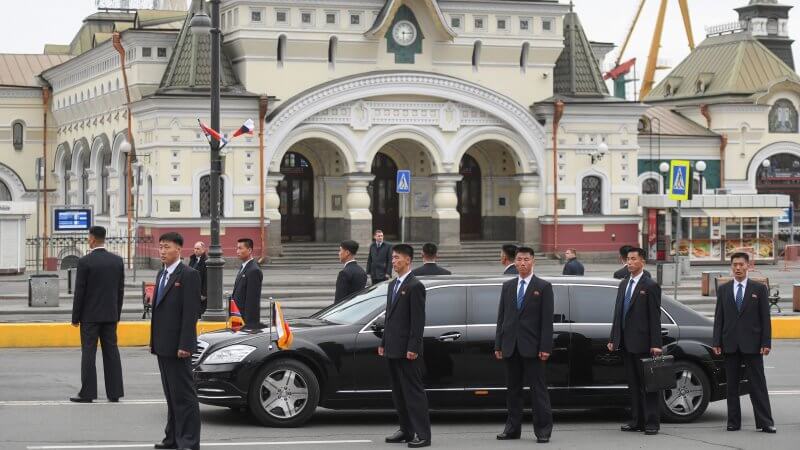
[25,235,155,271]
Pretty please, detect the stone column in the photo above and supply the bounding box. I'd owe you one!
[343,173,374,250]
[265,172,284,257]
[431,173,462,247]
[515,173,541,248]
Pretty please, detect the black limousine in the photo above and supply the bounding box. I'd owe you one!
[193,276,744,428]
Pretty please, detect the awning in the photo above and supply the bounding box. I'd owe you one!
[676,208,786,218]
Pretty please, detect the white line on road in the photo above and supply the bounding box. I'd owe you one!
[27,440,373,449]
[0,399,166,406]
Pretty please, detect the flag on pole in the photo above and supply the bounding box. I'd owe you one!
[198,119,228,145]
[229,298,244,332]
[231,118,255,138]
[272,301,293,350]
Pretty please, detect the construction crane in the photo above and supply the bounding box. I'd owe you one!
[604,0,696,100]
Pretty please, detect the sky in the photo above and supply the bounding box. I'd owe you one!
[1,0,799,96]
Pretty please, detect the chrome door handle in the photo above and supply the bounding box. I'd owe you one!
[436,332,461,342]
[661,328,669,336]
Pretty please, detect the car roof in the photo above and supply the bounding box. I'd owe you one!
[416,275,621,289]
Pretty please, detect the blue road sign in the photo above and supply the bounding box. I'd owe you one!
[779,207,793,223]
[396,170,411,194]
[668,160,691,201]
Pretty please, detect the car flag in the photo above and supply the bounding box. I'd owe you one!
[232,118,255,138]
[272,301,293,350]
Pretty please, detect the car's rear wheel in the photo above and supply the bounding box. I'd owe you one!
[248,359,319,427]
[660,360,710,423]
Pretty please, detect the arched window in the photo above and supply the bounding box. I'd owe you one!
[277,35,287,67]
[582,175,602,215]
[472,41,482,70]
[768,99,798,133]
[520,42,530,72]
[0,180,11,201]
[62,154,72,205]
[328,36,337,67]
[199,174,225,217]
[118,152,128,215]
[12,121,23,150]
[642,178,660,195]
[100,149,111,215]
[80,151,90,205]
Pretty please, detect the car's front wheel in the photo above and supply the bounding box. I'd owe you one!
[660,360,710,423]
[248,358,320,427]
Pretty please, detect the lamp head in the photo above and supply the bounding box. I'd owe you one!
[120,140,132,154]
[189,10,212,36]
[597,141,609,155]
[659,162,670,173]
[695,160,707,172]
[761,159,771,168]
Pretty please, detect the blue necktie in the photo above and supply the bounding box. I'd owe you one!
[392,279,401,304]
[516,280,526,310]
[622,278,635,324]
[735,283,744,312]
[155,270,169,306]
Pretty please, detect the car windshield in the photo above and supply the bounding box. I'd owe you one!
[310,283,388,325]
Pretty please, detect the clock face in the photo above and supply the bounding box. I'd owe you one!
[392,20,417,46]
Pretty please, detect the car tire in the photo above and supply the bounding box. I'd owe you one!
[248,358,319,428]
[660,360,710,423]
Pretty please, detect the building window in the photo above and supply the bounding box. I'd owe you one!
[157,47,167,58]
[301,11,313,25]
[451,16,462,29]
[199,174,224,217]
[251,10,262,22]
[472,41,482,69]
[769,98,798,133]
[520,18,530,31]
[582,175,602,215]
[276,10,287,23]
[12,121,23,150]
[474,17,485,30]
[244,200,255,212]
[328,36,337,66]
[557,198,566,210]
[350,13,361,26]
[326,12,337,25]
[520,42,530,71]
[142,47,152,57]
[277,34,287,66]
[80,152,90,205]
[642,178,660,194]
[169,200,181,212]
[0,180,11,201]
[620,198,630,209]
[100,149,112,215]
[542,18,554,32]
[497,18,507,30]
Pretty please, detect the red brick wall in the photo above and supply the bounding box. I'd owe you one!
[540,223,639,252]
[137,226,264,259]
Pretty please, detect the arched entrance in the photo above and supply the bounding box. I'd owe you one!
[279,152,315,241]
[370,152,399,239]
[457,154,482,239]
[757,153,800,207]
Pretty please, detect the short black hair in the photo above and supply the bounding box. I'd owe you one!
[619,245,633,258]
[159,231,183,247]
[502,244,518,260]
[516,246,535,258]
[730,252,750,263]
[89,225,106,240]
[340,239,359,255]
[392,243,414,261]
[422,242,438,257]
[627,247,647,259]
[237,238,254,250]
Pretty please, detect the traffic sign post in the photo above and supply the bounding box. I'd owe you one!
[668,160,692,300]
[396,170,411,243]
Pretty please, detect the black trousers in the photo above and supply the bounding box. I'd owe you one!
[387,358,431,440]
[157,356,201,450]
[724,351,774,429]
[503,350,553,439]
[78,322,123,400]
[371,275,388,285]
[622,351,660,430]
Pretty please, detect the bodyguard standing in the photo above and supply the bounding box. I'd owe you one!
[151,232,201,450]
[231,238,263,327]
[366,229,392,284]
[500,244,518,275]
[334,240,368,303]
[608,247,663,435]
[188,241,208,316]
[70,225,125,403]
[613,245,651,279]
[378,244,431,448]
[494,246,554,443]
[410,243,451,276]
[713,252,776,433]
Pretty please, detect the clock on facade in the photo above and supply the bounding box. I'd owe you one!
[392,20,417,46]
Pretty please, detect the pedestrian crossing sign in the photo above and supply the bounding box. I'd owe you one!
[396,170,411,194]
[668,160,691,201]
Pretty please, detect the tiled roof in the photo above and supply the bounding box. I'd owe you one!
[0,54,71,87]
[640,106,719,137]
[552,10,609,98]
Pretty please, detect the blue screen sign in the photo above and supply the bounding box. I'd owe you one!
[54,208,92,232]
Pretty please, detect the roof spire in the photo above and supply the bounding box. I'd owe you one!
[552,8,609,97]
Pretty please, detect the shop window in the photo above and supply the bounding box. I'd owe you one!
[768,99,798,133]
[581,176,602,215]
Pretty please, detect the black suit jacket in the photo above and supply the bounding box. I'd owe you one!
[188,254,207,298]
[494,275,554,358]
[72,248,125,324]
[334,261,368,303]
[562,259,585,276]
[609,274,662,354]
[150,263,200,356]
[231,259,263,326]
[366,242,392,280]
[380,275,426,359]
[410,262,452,276]
[503,264,519,275]
[713,279,771,353]
[613,266,652,280]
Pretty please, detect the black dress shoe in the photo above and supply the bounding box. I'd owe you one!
[620,424,642,432]
[496,431,521,440]
[407,438,431,448]
[385,430,412,443]
[69,396,92,403]
[726,425,740,431]
[153,443,176,449]
[760,426,777,434]
[537,436,551,443]
[644,429,659,435]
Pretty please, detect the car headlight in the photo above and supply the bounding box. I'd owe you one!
[202,345,257,365]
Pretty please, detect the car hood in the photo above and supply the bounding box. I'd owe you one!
[198,317,337,347]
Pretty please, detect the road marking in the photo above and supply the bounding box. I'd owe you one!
[27,440,373,449]
[770,390,800,395]
[0,399,166,406]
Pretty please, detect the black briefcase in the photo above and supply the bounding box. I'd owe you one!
[639,355,677,392]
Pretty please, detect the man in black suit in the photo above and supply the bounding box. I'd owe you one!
[713,252,776,433]
[378,244,431,448]
[231,238,263,327]
[367,229,392,285]
[500,244,518,275]
[608,247,662,435]
[334,240,367,303]
[562,248,585,275]
[410,243,451,276]
[494,246,554,443]
[151,232,201,450]
[70,225,125,403]
[188,241,207,316]
[613,245,651,279]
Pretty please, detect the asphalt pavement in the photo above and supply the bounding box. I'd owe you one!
[1,342,799,449]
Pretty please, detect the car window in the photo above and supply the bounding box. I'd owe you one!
[426,286,466,326]
[661,309,674,325]
[467,284,568,324]
[311,284,387,325]
[570,285,617,323]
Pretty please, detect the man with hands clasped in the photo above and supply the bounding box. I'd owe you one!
[494,246,554,444]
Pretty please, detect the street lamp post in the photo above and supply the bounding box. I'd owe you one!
[659,161,669,195]
[695,160,706,195]
[191,2,226,321]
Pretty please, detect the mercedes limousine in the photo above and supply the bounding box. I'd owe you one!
[192,276,743,428]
